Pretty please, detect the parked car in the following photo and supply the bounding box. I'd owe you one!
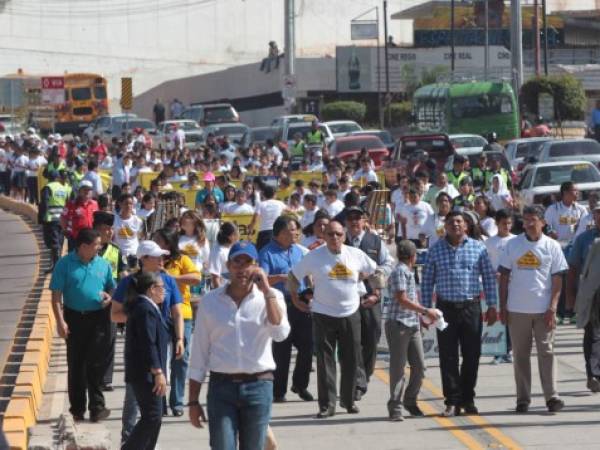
[83,113,138,142]
[182,103,239,126]
[504,137,553,173]
[349,129,395,152]
[240,126,277,150]
[98,118,157,144]
[203,122,250,145]
[449,134,488,153]
[323,120,363,138]
[270,114,317,129]
[156,120,203,150]
[329,135,389,168]
[536,139,600,165]
[516,160,600,207]
[280,122,334,148]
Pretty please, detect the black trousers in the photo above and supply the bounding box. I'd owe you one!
[102,321,117,385]
[64,307,111,416]
[584,322,594,378]
[356,304,382,393]
[256,230,273,251]
[436,300,482,407]
[272,301,313,398]
[0,171,10,195]
[43,222,64,269]
[26,176,38,204]
[313,310,361,410]
[122,380,163,450]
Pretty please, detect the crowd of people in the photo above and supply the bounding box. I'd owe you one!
[2,121,599,450]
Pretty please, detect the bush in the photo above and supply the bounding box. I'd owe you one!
[385,101,413,126]
[520,74,586,121]
[321,101,366,123]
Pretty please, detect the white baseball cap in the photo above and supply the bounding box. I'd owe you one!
[137,241,170,258]
[79,180,93,189]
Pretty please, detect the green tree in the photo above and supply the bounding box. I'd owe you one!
[321,101,367,123]
[520,74,586,121]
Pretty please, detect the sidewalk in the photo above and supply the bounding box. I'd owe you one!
[33,322,600,449]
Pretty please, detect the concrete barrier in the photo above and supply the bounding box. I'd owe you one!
[0,196,54,450]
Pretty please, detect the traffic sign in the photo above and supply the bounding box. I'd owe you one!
[41,76,65,105]
[120,77,133,110]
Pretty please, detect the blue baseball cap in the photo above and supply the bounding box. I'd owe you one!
[228,241,258,262]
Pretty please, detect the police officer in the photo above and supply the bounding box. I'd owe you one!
[291,133,306,159]
[93,211,128,392]
[483,132,504,153]
[470,153,487,193]
[306,120,325,145]
[344,206,394,400]
[38,170,71,273]
[447,155,468,190]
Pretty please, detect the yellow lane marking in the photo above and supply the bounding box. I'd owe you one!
[374,368,485,450]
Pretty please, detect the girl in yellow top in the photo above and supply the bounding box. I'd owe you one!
[153,228,201,417]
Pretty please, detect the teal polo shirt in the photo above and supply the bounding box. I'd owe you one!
[50,251,116,312]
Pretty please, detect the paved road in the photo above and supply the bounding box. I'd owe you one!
[0,209,38,377]
[36,322,600,450]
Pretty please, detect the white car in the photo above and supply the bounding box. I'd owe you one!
[504,137,553,172]
[516,160,600,207]
[156,120,203,150]
[448,134,488,154]
[83,113,138,142]
[323,120,363,138]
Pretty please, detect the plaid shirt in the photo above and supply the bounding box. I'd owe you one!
[387,262,420,328]
[421,237,497,308]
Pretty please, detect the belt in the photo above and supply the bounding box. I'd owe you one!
[209,371,274,383]
[437,298,480,308]
[64,306,107,316]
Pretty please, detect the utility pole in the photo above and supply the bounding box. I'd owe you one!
[376,6,383,129]
[484,0,489,80]
[533,0,541,76]
[510,0,523,91]
[450,0,456,73]
[284,0,296,112]
[542,0,549,75]
[383,0,391,127]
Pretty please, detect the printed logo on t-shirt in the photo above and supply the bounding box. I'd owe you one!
[516,250,541,269]
[118,226,134,239]
[182,243,199,257]
[328,263,353,279]
[436,225,445,237]
[558,215,577,225]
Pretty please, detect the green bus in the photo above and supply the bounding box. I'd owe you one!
[413,81,519,142]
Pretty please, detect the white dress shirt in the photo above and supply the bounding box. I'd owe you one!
[188,285,290,382]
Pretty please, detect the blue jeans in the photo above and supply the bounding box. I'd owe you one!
[121,382,138,443]
[169,319,193,411]
[207,379,272,450]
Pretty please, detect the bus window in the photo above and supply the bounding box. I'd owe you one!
[94,86,107,100]
[451,94,512,119]
[70,87,92,101]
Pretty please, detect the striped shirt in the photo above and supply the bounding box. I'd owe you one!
[387,262,419,328]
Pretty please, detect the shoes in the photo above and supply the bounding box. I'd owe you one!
[354,389,364,402]
[557,317,565,325]
[587,377,600,393]
[101,383,113,392]
[502,353,513,364]
[491,356,502,365]
[569,314,577,325]
[546,397,565,413]
[291,386,314,401]
[90,408,110,423]
[273,396,287,403]
[172,408,184,417]
[441,405,461,417]
[462,403,479,415]
[315,407,336,419]
[72,413,84,422]
[404,404,424,417]
[515,403,529,414]
[346,404,360,414]
[389,412,404,421]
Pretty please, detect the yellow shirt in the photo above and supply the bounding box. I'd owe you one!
[165,255,201,320]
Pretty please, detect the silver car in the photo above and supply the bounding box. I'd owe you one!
[84,113,138,143]
[536,139,600,165]
[157,120,203,150]
[504,137,553,172]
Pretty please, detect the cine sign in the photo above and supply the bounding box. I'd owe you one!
[41,76,65,105]
[351,21,378,40]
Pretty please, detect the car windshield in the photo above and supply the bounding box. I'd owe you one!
[70,87,92,101]
[533,163,600,187]
[210,125,247,135]
[204,107,236,121]
[178,121,199,131]
[548,141,600,157]
[335,137,384,153]
[122,120,154,130]
[516,140,548,158]
[329,122,361,134]
[252,128,276,141]
[93,86,107,100]
[401,137,452,160]
[451,94,513,119]
[451,136,487,148]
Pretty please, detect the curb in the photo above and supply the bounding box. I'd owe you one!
[0,196,52,450]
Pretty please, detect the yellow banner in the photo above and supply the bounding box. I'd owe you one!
[99,169,112,192]
[220,213,258,243]
[290,171,324,186]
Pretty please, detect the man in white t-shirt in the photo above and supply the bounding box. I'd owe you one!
[323,189,344,218]
[112,194,144,268]
[543,181,587,244]
[396,184,434,248]
[499,205,568,414]
[224,190,255,215]
[249,185,287,251]
[352,158,378,184]
[289,221,377,418]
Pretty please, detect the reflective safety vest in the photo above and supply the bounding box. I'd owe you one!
[452,193,476,210]
[484,169,510,191]
[44,181,70,223]
[447,171,468,190]
[292,141,305,158]
[306,130,323,145]
[71,170,84,190]
[101,243,120,280]
[470,167,486,190]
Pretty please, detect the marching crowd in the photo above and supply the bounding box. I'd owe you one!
[1,123,600,450]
